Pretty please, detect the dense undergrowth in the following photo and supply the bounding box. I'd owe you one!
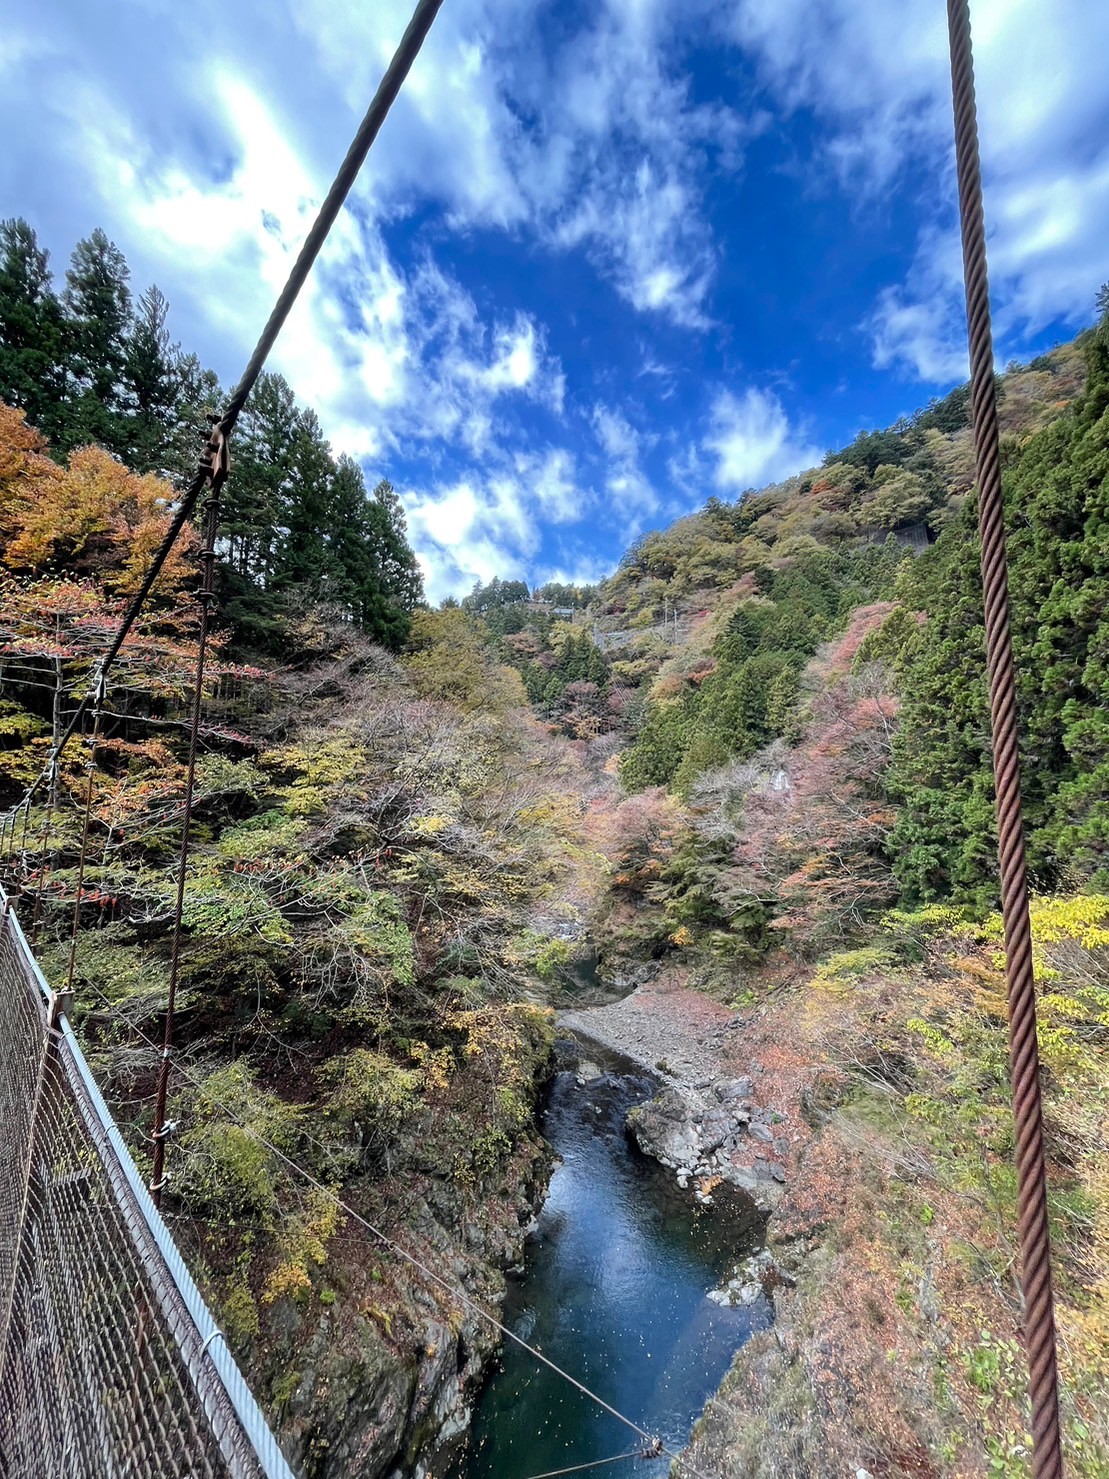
[0,403,607,1473]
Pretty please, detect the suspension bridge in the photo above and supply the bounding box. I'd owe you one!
[0,2,1067,1477]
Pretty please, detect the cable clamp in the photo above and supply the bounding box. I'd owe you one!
[203,421,231,490]
[199,1327,226,1358]
[148,1175,169,1193]
[151,1120,179,1140]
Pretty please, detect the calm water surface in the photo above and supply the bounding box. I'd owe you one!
[454,1067,770,1479]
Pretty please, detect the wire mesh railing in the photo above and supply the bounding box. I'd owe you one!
[0,886,294,1479]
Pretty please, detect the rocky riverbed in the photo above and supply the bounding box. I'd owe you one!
[560,975,803,1217]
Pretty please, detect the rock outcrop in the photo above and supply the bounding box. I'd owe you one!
[626,1079,789,1213]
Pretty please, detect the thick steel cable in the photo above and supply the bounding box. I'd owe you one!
[149,477,224,1207]
[946,4,1063,1474]
[6,0,447,813]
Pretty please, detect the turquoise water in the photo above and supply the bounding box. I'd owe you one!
[454,1068,770,1479]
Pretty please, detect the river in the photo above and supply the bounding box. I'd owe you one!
[452,1061,771,1479]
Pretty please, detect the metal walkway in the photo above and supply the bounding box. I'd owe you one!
[0,884,293,1479]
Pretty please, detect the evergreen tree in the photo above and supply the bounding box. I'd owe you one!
[226,372,299,582]
[0,222,423,652]
[124,284,180,474]
[0,218,67,443]
[61,229,132,455]
[273,406,334,596]
[365,479,423,615]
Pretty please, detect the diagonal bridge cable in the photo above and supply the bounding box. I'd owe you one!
[946,3,1063,1476]
[79,983,713,1479]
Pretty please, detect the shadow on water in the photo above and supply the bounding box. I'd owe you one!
[449,1067,770,1479]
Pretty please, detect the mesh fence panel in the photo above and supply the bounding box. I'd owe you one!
[0,899,293,1479]
[0,905,43,1346]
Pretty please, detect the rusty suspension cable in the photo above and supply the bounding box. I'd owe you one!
[946,3,1064,1474]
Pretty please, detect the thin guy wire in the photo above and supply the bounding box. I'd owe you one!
[946,3,1063,1475]
[150,478,224,1207]
[29,769,58,946]
[65,676,105,996]
[0,0,447,825]
[519,1447,656,1479]
[80,985,714,1479]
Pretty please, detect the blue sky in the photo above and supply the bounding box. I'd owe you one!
[2,0,1108,601]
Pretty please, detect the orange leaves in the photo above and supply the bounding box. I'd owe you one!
[1,440,197,595]
[0,404,63,523]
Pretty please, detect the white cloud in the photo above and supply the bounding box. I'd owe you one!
[285,0,752,327]
[704,388,820,490]
[534,553,616,590]
[402,444,586,603]
[730,0,1109,380]
[591,405,659,522]
[69,64,569,464]
[515,449,586,524]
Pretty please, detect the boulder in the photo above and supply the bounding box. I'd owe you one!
[626,1088,700,1172]
[700,1108,731,1154]
[716,1077,754,1102]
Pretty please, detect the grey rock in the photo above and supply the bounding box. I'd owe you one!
[749,1122,773,1143]
[627,1088,702,1171]
[699,1108,731,1153]
[716,1076,753,1102]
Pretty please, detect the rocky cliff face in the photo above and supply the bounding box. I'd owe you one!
[241,1102,554,1479]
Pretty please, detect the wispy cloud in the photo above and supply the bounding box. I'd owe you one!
[704,388,820,491]
[730,0,1109,381]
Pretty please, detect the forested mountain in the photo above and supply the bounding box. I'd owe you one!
[586,320,1102,935]
[0,217,422,650]
[2,198,1107,1476]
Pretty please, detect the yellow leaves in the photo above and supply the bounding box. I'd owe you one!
[669,925,694,947]
[1,437,197,595]
[410,814,452,836]
[409,1041,454,1095]
[261,1188,342,1306]
[441,1002,555,1092]
[262,1262,311,1305]
[325,1048,422,1124]
[263,736,367,789]
[1029,894,1109,953]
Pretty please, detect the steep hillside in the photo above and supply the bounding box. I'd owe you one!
[580,315,1109,1474]
[0,404,606,1478]
[591,328,1101,960]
